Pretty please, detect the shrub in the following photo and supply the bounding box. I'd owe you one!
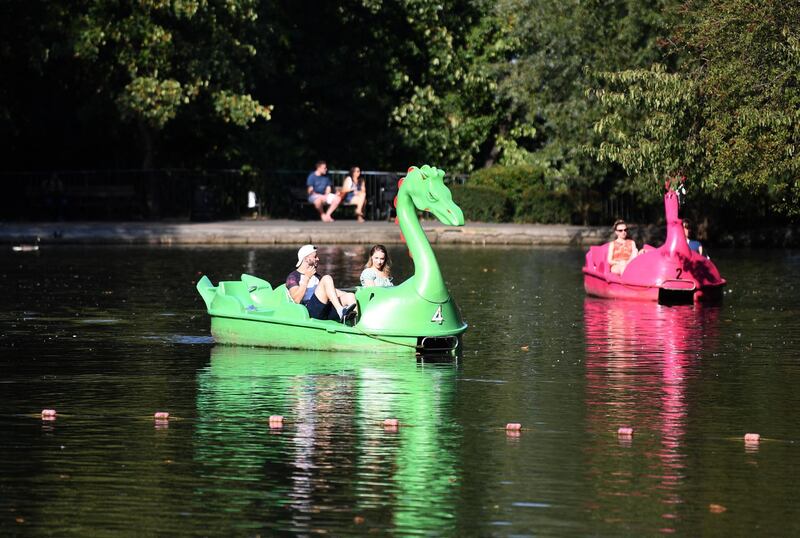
[468,165,576,223]
[515,186,573,224]
[468,164,546,206]
[450,184,511,222]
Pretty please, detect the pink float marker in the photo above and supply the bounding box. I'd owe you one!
[744,433,760,443]
[41,409,57,419]
[268,415,284,429]
[505,423,522,431]
[154,411,170,420]
[618,427,634,436]
[383,418,400,428]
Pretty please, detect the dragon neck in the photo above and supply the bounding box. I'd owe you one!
[664,192,692,259]
[397,191,448,303]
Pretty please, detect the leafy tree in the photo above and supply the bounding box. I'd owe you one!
[69,0,271,167]
[592,0,800,216]
[493,0,677,192]
[238,0,417,170]
[389,0,524,173]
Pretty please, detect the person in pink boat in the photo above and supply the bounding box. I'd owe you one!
[682,218,707,257]
[607,219,638,275]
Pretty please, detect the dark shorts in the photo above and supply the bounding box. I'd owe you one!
[303,293,340,321]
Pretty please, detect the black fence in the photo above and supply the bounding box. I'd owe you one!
[599,192,655,226]
[5,169,243,221]
[4,167,647,224]
[3,169,417,222]
[271,169,407,222]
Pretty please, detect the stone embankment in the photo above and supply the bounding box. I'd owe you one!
[1,219,615,247]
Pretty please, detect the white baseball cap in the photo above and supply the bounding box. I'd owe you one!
[296,244,317,267]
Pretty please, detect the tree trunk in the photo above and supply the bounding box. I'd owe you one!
[483,124,508,168]
[138,119,155,169]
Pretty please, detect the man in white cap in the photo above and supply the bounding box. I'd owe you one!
[286,244,356,321]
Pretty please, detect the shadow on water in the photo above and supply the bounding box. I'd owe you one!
[194,346,460,535]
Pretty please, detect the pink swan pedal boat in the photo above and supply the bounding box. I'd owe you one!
[582,189,726,304]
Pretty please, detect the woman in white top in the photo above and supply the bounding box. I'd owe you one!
[360,244,394,287]
[341,166,367,222]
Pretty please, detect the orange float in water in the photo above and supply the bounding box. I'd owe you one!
[269,415,284,429]
[505,423,522,431]
[617,427,634,436]
[744,433,760,443]
[41,409,57,418]
[154,412,170,420]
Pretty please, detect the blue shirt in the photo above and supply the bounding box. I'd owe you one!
[306,172,332,195]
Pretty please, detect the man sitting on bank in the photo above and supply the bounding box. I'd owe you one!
[306,160,341,222]
[287,244,356,322]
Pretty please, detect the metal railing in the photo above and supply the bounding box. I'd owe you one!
[3,168,415,221]
[4,167,472,222]
[5,167,645,224]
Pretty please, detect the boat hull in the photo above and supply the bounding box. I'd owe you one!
[582,232,726,305]
[583,269,724,304]
[210,314,465,353]
[197,274,467,355]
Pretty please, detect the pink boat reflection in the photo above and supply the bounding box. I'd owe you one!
[583,188,726,304]
[583,298,721,529]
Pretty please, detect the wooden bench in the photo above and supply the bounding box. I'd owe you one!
[289,186,361,220]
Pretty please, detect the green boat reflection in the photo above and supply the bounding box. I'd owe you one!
[194,345,461,534]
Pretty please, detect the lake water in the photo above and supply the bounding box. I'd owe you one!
[2,245,799,536]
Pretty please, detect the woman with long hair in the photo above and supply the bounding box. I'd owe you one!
[360,244,393,287]
[606,219,638,275]
[341,166,367,222]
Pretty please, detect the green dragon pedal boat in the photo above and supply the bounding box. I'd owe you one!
[196,164,467,355]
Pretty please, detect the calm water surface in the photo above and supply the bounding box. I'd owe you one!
[1,244,799,536]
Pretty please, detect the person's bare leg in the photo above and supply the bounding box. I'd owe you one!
[313,197,327,221]
[335,289,356,306]
[314,275,345,311]
[325,196,341,220]
[355,193,366,221]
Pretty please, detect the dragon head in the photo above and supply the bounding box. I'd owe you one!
[399,165,464,226]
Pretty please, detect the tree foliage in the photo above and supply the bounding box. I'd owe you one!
[388,0,519,173]
[71,0,271,166]
[491,0,677,190]
[1,0,797,219]
[592,0,800,215]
